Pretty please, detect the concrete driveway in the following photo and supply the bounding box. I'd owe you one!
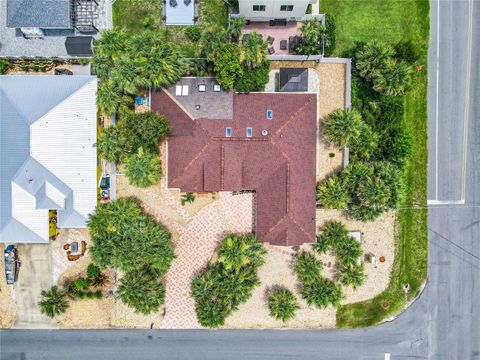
[13,244,57,329]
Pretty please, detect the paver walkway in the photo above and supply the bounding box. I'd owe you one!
[161,192,253,329]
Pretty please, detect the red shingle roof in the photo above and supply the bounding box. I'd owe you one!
[152,89,317,246]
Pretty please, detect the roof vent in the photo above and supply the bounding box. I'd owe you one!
[195,105,201,110]
[262,129,268,136]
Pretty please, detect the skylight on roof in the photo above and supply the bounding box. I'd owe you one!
[226,127,232,137]
[246,127,253,138]
[267,109,273,120]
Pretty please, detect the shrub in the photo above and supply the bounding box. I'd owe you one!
[74,278,91,291]
[191,233,266,327]
[88,197,174,274]
[294,251,322,284]
[316,175,350,209]
[376,125,412,166]
[375,162,405,208]
[119,111,170,156]
[324,14,336,56]
[323,109,364,147]
[185,26,202,42]
[235,62,270,93]
[0,59,10,74]
[38,286,69,318]
[200,26,228,61]
[341,161,374,193]
[118,268,165,314]
[268,287,299,322]
[301,278,344,308]
[394,40,420,64]
[214,43,243,89]
[124,148,161,188]
[86,264,107,287]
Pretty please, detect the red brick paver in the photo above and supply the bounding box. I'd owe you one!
[161,193,253,329]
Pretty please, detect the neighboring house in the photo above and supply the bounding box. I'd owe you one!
[238,0,317,22]
[0,75,98,243]
[0,0,112,57]
[152,77,317,246]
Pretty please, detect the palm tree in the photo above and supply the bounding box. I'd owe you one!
[294,251,322,284]
[201,26,228,61]
[301,277,344,308]
[38,286,69,318]
[338,262,366,289]
[92,29,128,80]
[181,192,196,206]
[97,125,123,163]
[372,58,412,96]
[316,175,350,209]
[217,234,266,272]
[349,123,379,161]
[228,16,247,42]
[240,31,268,69]
[118,268,165,315]
[355,41,395,80]
[268,287,299,322]
[315,221,348,254]
[124,148,161,188]
[297,19,325,55]
[323,108,364,147]
[97,80,123,117]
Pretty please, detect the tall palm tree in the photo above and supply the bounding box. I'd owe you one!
[228,16,247,42]
[38,286,69,318]
[323,108,364,147]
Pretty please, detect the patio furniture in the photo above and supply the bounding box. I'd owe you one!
[268,46,275,55]
[170,0,177,7]
[70,242,79,253]
[136,96,143,105]
[280,40,287,50]
[184,0,191,5]
[267,36,275,44]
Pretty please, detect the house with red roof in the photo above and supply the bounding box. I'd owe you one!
[152,77,317,246]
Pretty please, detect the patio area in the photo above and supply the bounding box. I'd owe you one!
[163,0,197,25]
[242,21,301,55]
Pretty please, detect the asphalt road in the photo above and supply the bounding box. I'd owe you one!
[1,0,479,359]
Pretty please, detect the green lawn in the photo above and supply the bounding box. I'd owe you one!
[320,0,430,327]
[112,0,164,33]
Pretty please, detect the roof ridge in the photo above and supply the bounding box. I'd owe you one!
[272,95,316,138]
[161,88,195,120]
[289,214,315,243]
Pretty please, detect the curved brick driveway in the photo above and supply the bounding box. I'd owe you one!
[161,192,253,329]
